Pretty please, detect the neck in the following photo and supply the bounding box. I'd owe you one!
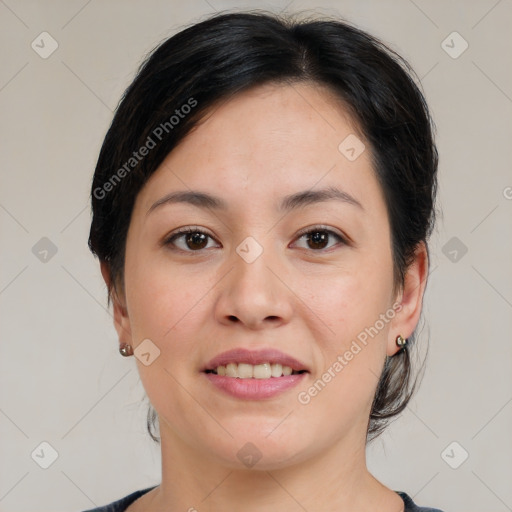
[149,425,401,512]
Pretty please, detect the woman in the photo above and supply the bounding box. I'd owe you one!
[85,10,442,512]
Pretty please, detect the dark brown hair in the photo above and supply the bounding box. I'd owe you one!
[88,10,438,442]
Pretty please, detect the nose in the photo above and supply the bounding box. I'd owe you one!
[214,242,294,330]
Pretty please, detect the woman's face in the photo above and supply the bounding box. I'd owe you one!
[110,82,424,469]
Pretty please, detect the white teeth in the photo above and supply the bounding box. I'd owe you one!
[238,363,253,379]
[270,363,282,377]
[226,363,238,377]
[253,363,271,379]
[212,362,297,378]
[282,365,292,376]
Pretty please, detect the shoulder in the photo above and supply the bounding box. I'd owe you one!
[81,487,443,512]
[81,486,157,512]
[397,491,445,512]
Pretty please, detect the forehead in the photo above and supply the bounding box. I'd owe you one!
[186,82,362,166]
[137,82,384,219]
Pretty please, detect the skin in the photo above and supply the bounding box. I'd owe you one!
[102,82,428,512]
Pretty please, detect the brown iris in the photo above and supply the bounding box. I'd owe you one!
[185,232,209,250]
[305,231,329,250]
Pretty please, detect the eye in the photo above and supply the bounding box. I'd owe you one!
[164,225,347,254]
[164,227,220,252]
[292,226,347,251]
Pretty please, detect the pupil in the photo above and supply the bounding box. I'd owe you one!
[187,232,207,250]
[308,231,327,249]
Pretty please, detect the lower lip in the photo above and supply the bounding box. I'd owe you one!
[203,372,307,400]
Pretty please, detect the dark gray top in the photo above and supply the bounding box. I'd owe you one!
[82,486,445,511]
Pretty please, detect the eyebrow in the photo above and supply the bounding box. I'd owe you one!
[147,185,363,215]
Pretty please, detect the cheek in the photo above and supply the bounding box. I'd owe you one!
[123,248,217,362]
[314,278,390,376]
[297,280,392,428]
[126,271,179,333]
[304,248,393,391]
[122,257,211,411]
[309,251,394,341]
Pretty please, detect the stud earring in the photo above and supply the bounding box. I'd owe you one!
[396,334,408,349]
[119,343,134,357]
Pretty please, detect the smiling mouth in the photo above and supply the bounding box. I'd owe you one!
[204,362,307,379]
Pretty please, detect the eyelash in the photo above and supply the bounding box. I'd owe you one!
[163,225,347,254]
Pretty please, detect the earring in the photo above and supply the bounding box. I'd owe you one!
[396,334,408,349]
[119,343,134,357]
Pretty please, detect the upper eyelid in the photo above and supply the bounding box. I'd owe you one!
[164,227,219,248]
[294,228,347,248]
[294,225,345,239]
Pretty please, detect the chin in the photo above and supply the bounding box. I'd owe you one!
[203,425,313,471]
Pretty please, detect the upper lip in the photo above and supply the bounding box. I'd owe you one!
[203,348,309,372]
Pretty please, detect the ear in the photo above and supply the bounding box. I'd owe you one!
[100,262,133,346]
[387,242,429,356]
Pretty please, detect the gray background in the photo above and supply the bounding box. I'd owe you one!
[1,1,511,511]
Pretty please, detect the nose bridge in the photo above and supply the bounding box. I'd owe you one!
[232,234,277,302]
[216,233,293,328]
